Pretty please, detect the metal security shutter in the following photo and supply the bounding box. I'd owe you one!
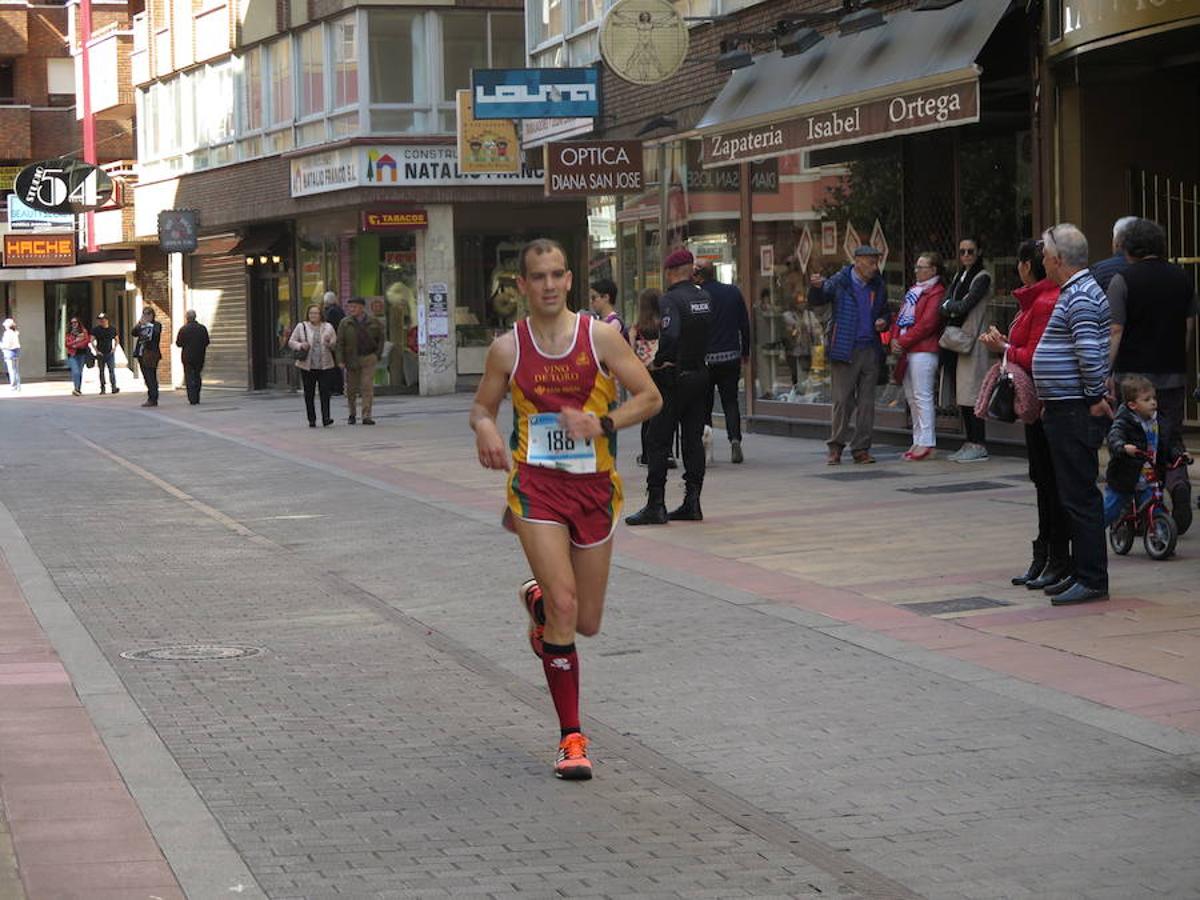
[190,254,248,389]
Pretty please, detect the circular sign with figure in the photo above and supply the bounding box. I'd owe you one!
[600,0,689,86]
[14,158,115,214]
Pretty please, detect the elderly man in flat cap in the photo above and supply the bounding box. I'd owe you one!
[808,245,891,464]
[627,248,713,525]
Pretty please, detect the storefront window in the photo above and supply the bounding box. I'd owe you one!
[44,282,92,370]
[379,235,419,390]
[587,195,616,286]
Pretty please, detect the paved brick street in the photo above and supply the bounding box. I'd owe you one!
[0,386,1198,898]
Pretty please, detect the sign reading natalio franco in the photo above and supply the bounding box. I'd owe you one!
[545,141,644,196]
[4,233,76,267]
[703,78,980,167]
[291,146,543,197]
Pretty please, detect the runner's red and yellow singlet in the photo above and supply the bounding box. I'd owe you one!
[505,313,622,547]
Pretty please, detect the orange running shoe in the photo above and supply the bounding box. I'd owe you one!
[518,578,545,658]
[554,732,593,780]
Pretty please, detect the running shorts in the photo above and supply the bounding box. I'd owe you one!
[505,462,623,548]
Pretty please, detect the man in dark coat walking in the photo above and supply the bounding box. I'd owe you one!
[696,262,750,463]
[323,291,346,395]
[175,310,210,405]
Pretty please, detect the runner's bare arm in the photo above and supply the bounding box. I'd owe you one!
[469,332,517,471]
[560,324,662,441]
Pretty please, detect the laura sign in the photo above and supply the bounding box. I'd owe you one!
[4,233,76,267]
[544,141,644,196]
[471,68,600,120]
[703,78,979,167]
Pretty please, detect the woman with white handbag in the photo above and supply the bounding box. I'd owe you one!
[288,304,338,427]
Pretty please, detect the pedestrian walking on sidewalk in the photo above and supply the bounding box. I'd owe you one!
[336,296,384,425]
[65,317,92,396]
[1106,217,1199,535]
[470,238,661,779]
[1,318,20,391]
[589,278,626,339]
[322,291,346,396]
[979,239,1070,589]
[891,252,945,461]
[697,262,750,464]
[941,238,993,463]
[1032,223,1111,606]
[131,307,163,407]
[175,310,210,405]
[91,313,120,395]
[289,303,338,427]
[808,245,891,465]
[626,248,712,525]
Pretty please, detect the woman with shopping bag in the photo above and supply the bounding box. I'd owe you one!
[940,238,993,462]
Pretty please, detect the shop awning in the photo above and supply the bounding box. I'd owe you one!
[695,0,1011,167]
[0,260,135,281]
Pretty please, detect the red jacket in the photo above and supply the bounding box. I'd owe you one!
[65,328,91,357]
[894,281,945,354]
[1006,278,1058,373]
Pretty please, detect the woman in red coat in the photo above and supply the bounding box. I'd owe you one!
[980,239,1068,588]
[892,252,946,460]
[64,317,92,396]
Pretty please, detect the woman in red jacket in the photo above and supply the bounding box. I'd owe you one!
[980,239,1068,588]
[64,317,92,397]
[892,252,946,460]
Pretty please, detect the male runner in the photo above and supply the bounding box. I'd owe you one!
[470,239,661,779]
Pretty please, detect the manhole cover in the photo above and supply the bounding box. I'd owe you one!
[901,596,1013,616]
[120,645,264,662]
[815,469,910,481]
[899,480,1013,495]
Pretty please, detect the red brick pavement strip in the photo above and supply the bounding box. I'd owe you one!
[0,554,184,900]
[157,411,1200,738]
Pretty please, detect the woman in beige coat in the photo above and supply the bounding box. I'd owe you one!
[288,304,338,427]
[940,238,993,462]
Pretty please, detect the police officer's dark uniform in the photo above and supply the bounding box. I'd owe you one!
[627,249,712,525]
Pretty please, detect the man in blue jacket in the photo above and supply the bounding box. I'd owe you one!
[697,262,750,463]
[808,245,891,464]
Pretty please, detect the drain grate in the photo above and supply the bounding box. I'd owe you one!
[901,596,1013,616]
[121,645,264,662]
[816,469,910,481]
[899,480,1012,495]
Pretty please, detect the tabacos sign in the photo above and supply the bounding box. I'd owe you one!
[544,141,644,196]
[703,77,979,167]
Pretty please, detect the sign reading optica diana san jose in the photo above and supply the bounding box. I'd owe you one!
[702,77,979,167]
[290,146,544,198]
[471,68,599,120]
[545,141,644,196]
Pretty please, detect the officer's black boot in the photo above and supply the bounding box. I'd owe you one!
[667,487,703,522]
[626,488,668,526]
[1012,540,1048,586]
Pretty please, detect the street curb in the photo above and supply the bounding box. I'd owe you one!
[0,500,265,900]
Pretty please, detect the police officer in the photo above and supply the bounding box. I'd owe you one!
[627,248,712,525]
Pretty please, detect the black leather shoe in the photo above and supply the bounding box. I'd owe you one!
[1027,563,1070,591]
[323,419,334,427]
[1044,575,1077,596]
[625,503,668,526]
[362,417,375,425]
[731,440,743,464]
[667,495,703,521]
[1051,583,1109,606]
[1012,544,1048,587]
[348,415,356,425]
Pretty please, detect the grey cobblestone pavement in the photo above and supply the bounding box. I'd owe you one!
[1,392,1199,898]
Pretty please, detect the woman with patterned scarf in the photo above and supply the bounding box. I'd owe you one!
[891,252,946,460]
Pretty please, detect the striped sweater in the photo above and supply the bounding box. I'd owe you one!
[1032,269,1110,403]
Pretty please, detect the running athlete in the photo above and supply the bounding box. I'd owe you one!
[470,239,662,780]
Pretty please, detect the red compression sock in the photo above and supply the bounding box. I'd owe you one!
[541,641,580,735]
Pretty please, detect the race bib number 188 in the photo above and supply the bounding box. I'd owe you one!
[526,412,597,474]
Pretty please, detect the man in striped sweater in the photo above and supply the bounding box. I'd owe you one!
[1032,224,1112,606]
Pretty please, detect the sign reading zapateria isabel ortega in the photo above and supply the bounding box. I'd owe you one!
[703,78,979,167]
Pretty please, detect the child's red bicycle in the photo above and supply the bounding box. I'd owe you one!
[1108,451,1192,560]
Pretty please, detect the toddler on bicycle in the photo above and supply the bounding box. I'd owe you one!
[1104,376,1188,525]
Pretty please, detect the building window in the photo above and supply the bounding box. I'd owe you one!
[442,13,487,102]
[490,13,525,69]
[46,59,75,104]
[299,26,324,118]
[241,46,263,133]
[332,16,358,109]
[531,0,564,47]
[368,11,426,105]
[268,36,294,126]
